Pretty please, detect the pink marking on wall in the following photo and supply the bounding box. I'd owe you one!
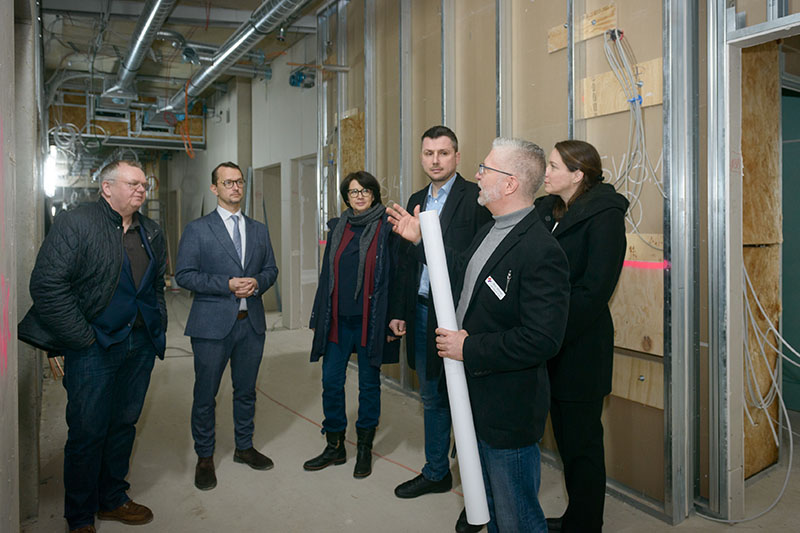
[0,116,5,251]
[1,275,9,377]
[623,259,670,270]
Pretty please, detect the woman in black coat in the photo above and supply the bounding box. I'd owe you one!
[305,171,400,479]
[534,140,628,533]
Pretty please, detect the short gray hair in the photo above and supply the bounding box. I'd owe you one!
[98,160,144,184]
[491,138,546,200]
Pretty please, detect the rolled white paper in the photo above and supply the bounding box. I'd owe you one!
[419,210,490,526]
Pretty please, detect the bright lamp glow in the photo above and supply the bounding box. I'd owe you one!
[44,145,59,198]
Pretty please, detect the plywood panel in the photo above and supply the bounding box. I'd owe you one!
[611,352,663,409]
[742,42,781,246]
[610,233,664,356]
[604,395,665,502]
[547,3,617,53]
[581,57,663,119]
[743,245,781,478]
[341,111,365,178]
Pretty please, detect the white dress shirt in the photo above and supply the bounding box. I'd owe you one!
[216,205,248,311]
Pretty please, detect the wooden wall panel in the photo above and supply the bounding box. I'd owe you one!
[340,111,365,178]
[742,42,781,246]
[547,3,617,53]
[610,233,664,356]
[743,245,781,478]
[611,353,663,409]
[581,58,663,119]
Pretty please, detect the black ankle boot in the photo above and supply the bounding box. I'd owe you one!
[303,431,346,471]
[353,427,376,478]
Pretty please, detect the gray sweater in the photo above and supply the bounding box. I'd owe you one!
[455,205,534,328]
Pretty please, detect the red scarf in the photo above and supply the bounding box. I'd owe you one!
[328,220,382,347]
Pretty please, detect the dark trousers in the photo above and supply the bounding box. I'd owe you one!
[62,327,156,529]
[191,317,266,457]
[321,316,381,433]
[550,397,606,533]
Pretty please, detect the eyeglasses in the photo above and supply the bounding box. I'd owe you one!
[478,163,514,177]
[121,180,151,191]
[220,179,245,189]
[347,188,373,198]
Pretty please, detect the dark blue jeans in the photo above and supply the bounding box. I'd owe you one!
[414,302,452,481]
[477,438,547,533]
[191,318,266,457]
[62,327,156,529]
[321,316,381,433]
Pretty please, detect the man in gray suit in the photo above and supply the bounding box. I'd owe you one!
[175,161,278,491]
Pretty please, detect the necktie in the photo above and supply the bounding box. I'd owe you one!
[231,214,243,263]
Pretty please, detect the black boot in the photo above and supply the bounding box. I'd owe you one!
[353,427,376,478]
[303,431,346,471]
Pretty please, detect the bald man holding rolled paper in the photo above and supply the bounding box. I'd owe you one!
[387,138,570,533]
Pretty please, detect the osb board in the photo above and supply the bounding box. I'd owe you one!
[341,111,365,178]
[174,117,204,137]
[742,42,781,246]
[542,395,665,503]
[611,352,663,409]
[511,0,568,148]
[581,57,663,119]
[610,233,664,356]
[49,105,87,130]
[547,3,617,53]
[454,0,497,186]
[743,245,780,478]
[411,0,442,194]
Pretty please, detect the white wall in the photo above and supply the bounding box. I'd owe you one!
[251,34,318,329]
[168,79,241,232]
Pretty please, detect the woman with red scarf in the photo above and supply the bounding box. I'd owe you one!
[305,171,400,479]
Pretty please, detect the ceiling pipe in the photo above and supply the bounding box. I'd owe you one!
[159,0,308,113]
[103,0,178,101]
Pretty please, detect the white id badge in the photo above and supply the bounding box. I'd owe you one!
[485,275,506,300]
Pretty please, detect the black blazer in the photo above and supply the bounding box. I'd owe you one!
[390,173,491,378]
[457,209,571,449]
[535,183,628,401]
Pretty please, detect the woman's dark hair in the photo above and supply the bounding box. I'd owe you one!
[552,140,604,221]
[340,171,382,208]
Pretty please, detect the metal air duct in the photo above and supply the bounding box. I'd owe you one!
[159,0,307,113]
[103,0,178,101]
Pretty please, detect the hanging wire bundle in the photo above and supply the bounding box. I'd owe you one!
[603,29,666,250]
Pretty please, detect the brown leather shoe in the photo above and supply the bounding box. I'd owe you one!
[96,500,153,525]
[234,447,274,470]
[69,526,96,533]
[195,455,217,490]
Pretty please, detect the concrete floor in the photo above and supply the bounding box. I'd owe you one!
[21,291,800,532]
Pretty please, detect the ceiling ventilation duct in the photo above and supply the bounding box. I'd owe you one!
[159,0,308,113]
[102,0,178,102]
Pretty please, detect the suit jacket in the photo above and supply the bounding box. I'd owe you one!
[390,173,491,378]
[457,209,570,449]
[535,183,628,400]
[175,210,278,339]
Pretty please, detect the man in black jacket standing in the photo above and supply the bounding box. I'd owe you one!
[390,126,491,507]
[19,160,167,533]
[388,138,570,533]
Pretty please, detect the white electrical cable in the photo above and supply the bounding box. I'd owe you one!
[698,264,797,524]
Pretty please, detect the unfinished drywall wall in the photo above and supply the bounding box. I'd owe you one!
[411,0,442,193]
[741,41,782,478]
[375,0,402,206]
[454,0,496,174]
[251,33,317,329]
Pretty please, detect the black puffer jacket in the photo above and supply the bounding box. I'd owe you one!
[18,197,167,355]
[535,183,628,400]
